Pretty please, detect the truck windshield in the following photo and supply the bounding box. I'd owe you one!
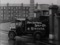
[16,22,22,26]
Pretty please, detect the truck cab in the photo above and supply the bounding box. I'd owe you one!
[8,18,26,39]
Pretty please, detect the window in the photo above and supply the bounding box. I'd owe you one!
[1,13,3,15]
[19,13,21,15]
[11,7,13,9]
[19,15,21,16]
[43,11,49,15]
[16,11,18,13]
[8,14,10,17]
[23,11,25,13]
[11,14,13,16]
[8,11,10,13]
[3,7,6,9]
[1,7,3,9]
[23,7,25,9]
[26,14,28,17]
[19,7,21,9]
[11,11,14,13]
[16,7,18,9]
[8,7,11,9]
[15,15,18,16]
[4,10,6,13]
[19,10,21,12]
[26,11,29,13]
[0,15,3,16]
[26,7,29,9]
[1,11,3,13]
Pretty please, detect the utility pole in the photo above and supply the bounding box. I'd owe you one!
[49,5,59,45]
[3,6,4,22]
[21,3,23,18]
[29,0,34,20]
[7,3,9,22]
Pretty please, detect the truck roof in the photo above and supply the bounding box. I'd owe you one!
[16,18,26,21]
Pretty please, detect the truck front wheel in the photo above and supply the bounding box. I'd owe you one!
[8,31,16,40]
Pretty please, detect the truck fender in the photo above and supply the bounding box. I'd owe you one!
[9,30,17,35]
[33,31,42,35]
[33,31,43,40]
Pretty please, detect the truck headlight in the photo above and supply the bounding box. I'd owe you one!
[49,34,54,43]
[27,28,30,30]
[49,34,54,39]
[31,27,34,30]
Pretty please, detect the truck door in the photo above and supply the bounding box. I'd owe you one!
[26,22,35,33]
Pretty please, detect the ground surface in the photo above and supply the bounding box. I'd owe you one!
[0,22,55,45]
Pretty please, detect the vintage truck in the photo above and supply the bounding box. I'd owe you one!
[8,16,49,40]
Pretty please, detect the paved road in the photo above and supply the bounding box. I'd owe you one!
[0,30,9,45]
[0,30,36,45]
[0,29,55,45]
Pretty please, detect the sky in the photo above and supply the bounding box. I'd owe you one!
[1,0,57,5]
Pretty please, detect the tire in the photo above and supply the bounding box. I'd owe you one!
[34,33,41,41]
[8,32,16,40]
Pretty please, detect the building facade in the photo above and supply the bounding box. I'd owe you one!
[0,3,49,22]
[0,4,30,22]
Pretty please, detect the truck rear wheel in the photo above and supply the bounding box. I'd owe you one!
[8,32,16,40]
[34,33,41,41]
